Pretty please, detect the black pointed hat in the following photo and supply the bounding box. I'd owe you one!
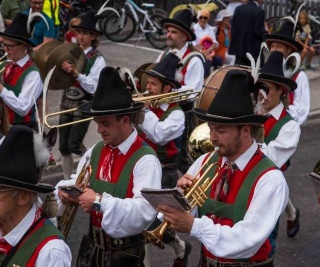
[264,18,303,52]
[0,125,55,193]
[0,13,35,47]
[78,66,144,116]
[161,7,196,41]
[142,52,182,89]
[257,51,297,93]
[72,10,102,35]
[193,70,268,124]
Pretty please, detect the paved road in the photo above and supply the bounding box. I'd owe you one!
[42,40,320,267]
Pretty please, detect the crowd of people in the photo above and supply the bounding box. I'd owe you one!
[0,0,317,266]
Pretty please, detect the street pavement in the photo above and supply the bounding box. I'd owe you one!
[42,40,320,267]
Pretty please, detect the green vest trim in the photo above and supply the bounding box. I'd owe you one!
[264,114,293,144]
[90,141,156,198]
[157,105,182,161]
[199,157,275,223]
[3,219,64,266]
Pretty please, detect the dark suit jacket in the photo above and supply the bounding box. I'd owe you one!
[229,1,267,60]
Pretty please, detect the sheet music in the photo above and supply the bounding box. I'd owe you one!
[141,187,191,211]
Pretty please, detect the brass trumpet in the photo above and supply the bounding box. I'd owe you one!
[44,89,200,128]
[143,147,220,249]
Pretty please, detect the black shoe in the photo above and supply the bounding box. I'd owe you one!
[172,241,192,267]
[287,208,300,238]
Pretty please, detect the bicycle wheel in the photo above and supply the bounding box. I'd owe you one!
[103,11,136,42]
[266,16,284,34]
[146,14,167,49]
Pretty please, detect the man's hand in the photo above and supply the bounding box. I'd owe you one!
[61,61,79,78]
[58,189,79,206]
[78,188,98,213]
[177,173,195,192]
[157,204,194,233]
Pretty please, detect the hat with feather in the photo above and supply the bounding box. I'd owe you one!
[78,66,144,116]
[193,69,268,125]
[142,52,182,89]
[161,6,197,41]
[0,125,55,193]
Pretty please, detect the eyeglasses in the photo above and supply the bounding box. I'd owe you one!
[199,16,209,20]
[0,42,21,50]
[30,1,44,5]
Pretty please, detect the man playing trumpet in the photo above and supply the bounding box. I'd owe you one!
[55,66,161,266]
[158,69,288,267]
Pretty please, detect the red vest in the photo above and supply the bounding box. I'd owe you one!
[140,103,179,161]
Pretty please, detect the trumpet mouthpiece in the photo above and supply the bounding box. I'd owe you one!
[214,146,220,152]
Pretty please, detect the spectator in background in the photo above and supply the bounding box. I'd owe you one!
[296,10,316,70]
[23,0,55,51]
[1,0,29,28]
[193,9,223,78]
[42,0,60,39]
[214,9,235,65]
[229,0,267,66]
[64,17,81,43]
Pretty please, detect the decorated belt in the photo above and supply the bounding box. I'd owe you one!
[205,256,274,267]
[65,86,86,100]
[91,226,145,251]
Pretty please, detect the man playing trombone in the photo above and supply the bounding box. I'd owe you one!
[158,69,288,267]
[55,66,161,266]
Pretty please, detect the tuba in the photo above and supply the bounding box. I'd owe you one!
[58,156,92,238]
[143,147,220,249]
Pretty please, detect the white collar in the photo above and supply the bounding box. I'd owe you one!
[266,102,284,120]
[114,127,138,155]
[13,54,30,67]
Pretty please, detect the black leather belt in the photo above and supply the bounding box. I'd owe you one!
[92,226,144,251]
[205,257,274,267]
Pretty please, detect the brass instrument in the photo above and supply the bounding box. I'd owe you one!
[58,156,92,238]
[44,89,200,128]
[143,147,220,249]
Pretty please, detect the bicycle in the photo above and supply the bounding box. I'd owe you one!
[103,0,168,49]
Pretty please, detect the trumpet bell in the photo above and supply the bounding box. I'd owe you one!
[188,123,214,160]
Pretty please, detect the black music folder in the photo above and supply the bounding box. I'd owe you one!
[309,172,320,194]
[141,187,192,211]
[58,185,84,199]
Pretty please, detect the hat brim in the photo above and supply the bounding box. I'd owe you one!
[72,25,102,35]
[0,32,35,47]
[193,108,268,125]
[0,176,55,193]
[264,34,303,53]
[142,70,181,89]
[78,101,145,117]
[258,73,297,93]
[161,18,196,41]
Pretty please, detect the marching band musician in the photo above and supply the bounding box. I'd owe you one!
[159,6,204,181]
[138,53,188,266]
[0,13,43,131]
[254,51,301,238]
[0,125,71,266]
[158,69,288,267]
[55,66,161,266]
[157,10,205,264]
[59,10,107,180]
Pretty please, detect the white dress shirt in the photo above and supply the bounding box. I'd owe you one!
[189,140,288,258]
[75,46,107,94]
[287,71,310,125]
[156,43,204,93]
[0,55,43,117]
[259,102,301,168]
[139,103,185,145]
[1,204,71,267]
[55,128,162,238]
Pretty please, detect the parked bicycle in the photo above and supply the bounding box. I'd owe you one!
[103,0,168,49]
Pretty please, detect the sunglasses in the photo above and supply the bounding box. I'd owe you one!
[199,16,208,20]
